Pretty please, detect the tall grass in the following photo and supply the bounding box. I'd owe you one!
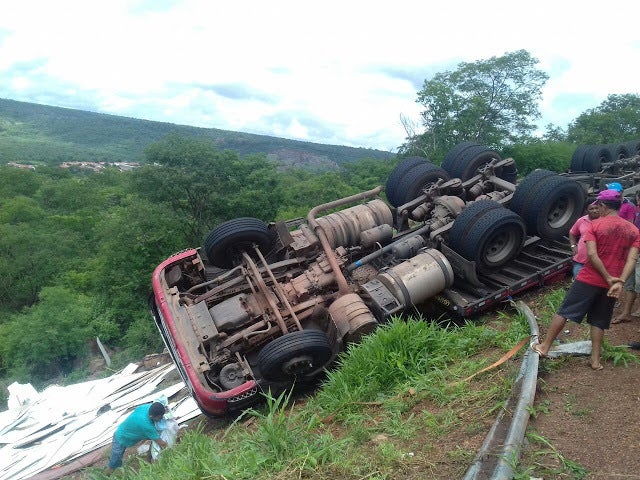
[88,307,538,479]
[312,316,527,417]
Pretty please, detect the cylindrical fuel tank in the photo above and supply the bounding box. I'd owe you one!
[375,249,454,306]
[328,293,378,344]
[316,199,393,248]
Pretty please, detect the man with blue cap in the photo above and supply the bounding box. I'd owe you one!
[606,182,634,222]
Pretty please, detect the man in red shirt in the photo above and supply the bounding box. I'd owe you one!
[531,189,640,370]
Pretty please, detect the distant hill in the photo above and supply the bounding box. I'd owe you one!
[0,98,394,171]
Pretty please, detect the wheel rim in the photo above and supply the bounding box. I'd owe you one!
[282,355,314,376]
[483,227,521,265]
[547,195,578,229]
[225,241,258,264]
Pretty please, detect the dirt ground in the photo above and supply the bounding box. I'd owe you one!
[521,298,640,479]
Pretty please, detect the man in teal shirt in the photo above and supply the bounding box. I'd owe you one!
[107,402,168,472]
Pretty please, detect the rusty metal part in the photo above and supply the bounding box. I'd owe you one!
[426,195,466,231]
[307,186,384,295]
[315,198,393,248]
[217,319,270,350]
[242,252,290,335]
[328,293,377,344]
[282,254,344,302]
[360,224,393,248]
[253,245,303,332]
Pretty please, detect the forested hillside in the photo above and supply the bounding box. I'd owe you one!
[0,135,396,406]
[1,49,639,410]
[0,98,393,170]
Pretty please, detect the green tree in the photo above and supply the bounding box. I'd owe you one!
[0,166,43,198]
[403,50,549,160]
[341,158,395,191]
[135,134,281,245]
[91,198,186,337]
[0,286,93,381]
[566,93,640,144]
[276,171,359,220]
[502,140,573,175]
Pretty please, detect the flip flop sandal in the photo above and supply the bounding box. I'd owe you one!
[589,363,604,371]
[530,342,548,358]
[611,316,630,324]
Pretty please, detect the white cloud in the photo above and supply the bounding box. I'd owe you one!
[0,0,639,151]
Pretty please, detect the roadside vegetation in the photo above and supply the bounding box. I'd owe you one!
[89,311,529,479]
[84,292,638,479]
[1,48,639,476]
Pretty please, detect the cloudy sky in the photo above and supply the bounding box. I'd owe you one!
[1,0,638,152]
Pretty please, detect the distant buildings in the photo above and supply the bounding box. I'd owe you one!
[5,161,140,172]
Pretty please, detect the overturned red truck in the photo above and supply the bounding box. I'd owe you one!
[150,142,589,417]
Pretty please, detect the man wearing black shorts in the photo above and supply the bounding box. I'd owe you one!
[531,189,640,370]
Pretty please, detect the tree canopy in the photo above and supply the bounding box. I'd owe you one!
[402,50,549,161]
[566,93,640,144]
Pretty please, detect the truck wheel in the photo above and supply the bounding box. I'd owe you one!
[390,162,450,207]
[509,169,556,216]
[448,200,525,272]
[511,173,585,239]
[441,141,480,174]
[385,157,430,206]
[607,143,630,160]
[258,330,332,381]
[582,145,612,172]
[442,144,516,183]
[570,145,590,171]
[204,217,274,268]
[625,140,640,157]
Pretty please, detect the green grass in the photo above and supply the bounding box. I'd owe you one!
[514,432,589,479]
[88,286,618,479]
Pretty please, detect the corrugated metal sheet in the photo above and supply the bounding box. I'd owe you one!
[0,363,201,480]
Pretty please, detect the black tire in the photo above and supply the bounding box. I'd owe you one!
[443,145,503,181]
[498,162,519,184]
[258,330,332,381]
[204,217,274,268]
[509,169,557,216]
[582,145,612,172]
[441,141,480,174]
[443,143,517,183]
[607,143,630,161]
[385,157,430,206]
[511,172,585,239]
[569,145,590,171]
[448,200,525,272]
[390,162,450,207]
[625,140,640,157]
